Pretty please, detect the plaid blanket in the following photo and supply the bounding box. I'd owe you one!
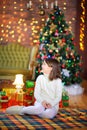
[0,108,87,130]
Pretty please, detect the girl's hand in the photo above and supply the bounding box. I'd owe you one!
[42,101,52,109]
[46,103,52,108]
[42,100,47,108]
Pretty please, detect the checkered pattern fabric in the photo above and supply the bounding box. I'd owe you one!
[0,108,87,130]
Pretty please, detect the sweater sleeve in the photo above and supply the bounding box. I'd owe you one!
[51,79,63,107]
[34,76,43,103]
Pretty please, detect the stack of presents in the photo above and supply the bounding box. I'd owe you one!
[0,81,69,109]
[0,91,9,108]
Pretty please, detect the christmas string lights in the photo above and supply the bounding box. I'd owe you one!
[0,0,78,45]
[79,0,85,51]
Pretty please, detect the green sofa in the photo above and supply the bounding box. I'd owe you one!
[0,43,38,81]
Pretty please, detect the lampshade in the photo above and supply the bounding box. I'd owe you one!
[13,74,24,93]
[13,74,24,86]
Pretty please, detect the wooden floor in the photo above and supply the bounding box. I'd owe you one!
[69,80,87,109]
[68,80,87,130]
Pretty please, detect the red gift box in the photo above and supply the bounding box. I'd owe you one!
[1,96,8,100]
[1,96,9,108]
[23,94,33,106]
[1,102,8,108]
[59,100,63,108]
[24,94,32,100]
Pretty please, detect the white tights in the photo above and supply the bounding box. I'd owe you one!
[21,102,58,119]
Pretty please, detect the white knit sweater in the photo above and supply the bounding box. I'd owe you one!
[34,74,63,111]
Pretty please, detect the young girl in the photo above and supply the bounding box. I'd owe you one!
[6,58,63,119]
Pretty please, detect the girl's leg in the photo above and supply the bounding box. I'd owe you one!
[6,105,24,114]
[20,102,45,115]
[38,107,58,119]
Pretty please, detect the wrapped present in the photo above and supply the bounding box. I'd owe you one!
[2,88,16,96]
[62,97,69,107]
[24,94,32,100]
[59,100,63,108]
[1,102,8,108]
[8,99,18,107]
[1,95,8,100]
[0,91,6,96]
[23,80,35,105]
[23,80,35,106]
[25,81,35,88]
[0,95,9,108]
[62,88,69,107]
[23,94,33,106]
[8,93,24,106]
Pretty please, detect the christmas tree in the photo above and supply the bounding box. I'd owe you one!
[36,6,82,86]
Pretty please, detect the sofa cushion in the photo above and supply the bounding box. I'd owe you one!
[0,43,31,70]
[0,43,39,80]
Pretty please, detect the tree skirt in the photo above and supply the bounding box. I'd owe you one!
[64,84,84,95]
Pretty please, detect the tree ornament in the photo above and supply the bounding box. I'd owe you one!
[51,16,55,20]
[62,69,70,77]
[62,38,66,43]
[55,49,59,53]
[71,37,74,41]
[49,49,53,53]
[49,23,57,31]
[37,54,40,59]
[54,10,60,15]
[47,54,52,58]
[44,32,48,36]
[42,36,45,41]
[44,40,48,44]
[49,30,53,34]
[75,72,79,77]
[36,41,40,45]
[52,56,55,59]
[43,55,47,59]
[58,21,61,24]
[39,43,45,50]
[66,47,70,51]
[62,64,66,68]
[54,31,59,36]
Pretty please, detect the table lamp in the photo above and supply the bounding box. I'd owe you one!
[13,74,24,94]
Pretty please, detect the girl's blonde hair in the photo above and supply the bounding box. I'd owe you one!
[45,58,61,80]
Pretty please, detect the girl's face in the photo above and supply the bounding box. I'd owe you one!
[42,61,52,74]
